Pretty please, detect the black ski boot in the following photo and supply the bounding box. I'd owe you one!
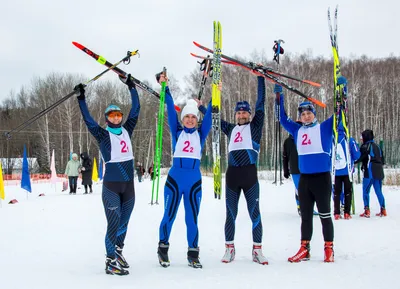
[116,246,129,268]
[187,247,202,269]
[105,257,129,276]
[157,242,170,268]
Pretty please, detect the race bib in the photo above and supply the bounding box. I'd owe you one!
[296,124,324,155]
[108,128,134,163]
[174,131,201,160]
[228,124,254,152]
[335,142,347,170]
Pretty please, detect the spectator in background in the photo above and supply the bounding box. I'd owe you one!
[80,152,93,194]
[65,153,80,195]
[135,161,144,182]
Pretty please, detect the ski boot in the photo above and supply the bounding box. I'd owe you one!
[344,213,352,220]
[105,257,129,275]
[252,243,269,265]
[376,207,387,217]
[187,247,202,269]
[324,241,334,263]
[334,214,341,220]
[288,240,310,263]
[221,242,235,263]
[115,245,129,268]
[360,207,370,218]
[157,242,170,268]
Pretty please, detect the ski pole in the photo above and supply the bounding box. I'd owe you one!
[151,67,167,205]
[197,56,212,100]
[5,51,136,139]
[73,41,180,112]
[273,39,285,185]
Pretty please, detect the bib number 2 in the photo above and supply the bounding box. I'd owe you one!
[183,141,194,153]
[301,134,311,145]
[234,132,243,143]
[120,140,129,153]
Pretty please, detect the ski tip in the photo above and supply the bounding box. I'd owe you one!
[72,41,83,49]
[309,97,327,108]
[174,105,181,112]
[303,80,322,87]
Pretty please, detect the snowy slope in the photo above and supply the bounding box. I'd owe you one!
[0,176,399,289]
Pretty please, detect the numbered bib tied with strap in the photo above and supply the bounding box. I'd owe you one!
[228,124,255,153]
[335,141,347,170]
[174,131,201,160]
[296,124,324,156]
[108,128,134,163]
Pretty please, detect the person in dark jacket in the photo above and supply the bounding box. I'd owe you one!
[135,161,144,182]
[148,165,154,181]
[283,123,301,215]
[80,152,93,194]
[355,129,386,217]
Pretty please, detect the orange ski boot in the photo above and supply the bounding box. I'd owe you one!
[360,207,370,218]
[288,241,310,263]
[324,241,334,263]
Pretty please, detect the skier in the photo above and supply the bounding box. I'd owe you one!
[275,76,347,263]
[201,75,268,265]
[80,152,93,194]
[156,72,212,269]
[332,124,360,220]
[64,153,80,195]
[355,129,386,217]
[74,74,140,276]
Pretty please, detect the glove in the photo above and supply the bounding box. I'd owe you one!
[284,171,290,179]
[119,74,135,90]
[81,167,86,171]
[74,84,85,100]
[337,76,347,86]
[274,84,283,94]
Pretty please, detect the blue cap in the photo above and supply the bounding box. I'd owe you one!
[298,102,316,116]
[235,101,251,114]
[105,105,123,115]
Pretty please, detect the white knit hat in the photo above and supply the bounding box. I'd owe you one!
[180,99,199,121]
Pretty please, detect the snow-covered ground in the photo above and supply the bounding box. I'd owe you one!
[0,175,399,289]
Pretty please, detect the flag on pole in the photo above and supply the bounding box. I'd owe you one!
[98,158,103,181]
[0,163,5,200]
[50,149,58,184]
[92,157,98,182]
[21,145,32,193]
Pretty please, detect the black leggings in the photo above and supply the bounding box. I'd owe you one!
[298,172,334,242]
[334,175,352,214]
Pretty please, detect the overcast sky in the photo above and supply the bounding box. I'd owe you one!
[1,0,398,102]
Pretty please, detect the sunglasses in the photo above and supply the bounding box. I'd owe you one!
[107,111,123,118]
[298,105,314,114]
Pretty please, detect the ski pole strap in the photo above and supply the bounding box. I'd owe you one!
[273,40,285,64]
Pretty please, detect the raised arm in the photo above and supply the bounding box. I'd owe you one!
[123,87,140,136]
[251,76,266,125]
[199,100,212,141]
[276,88,301,136]
[165,87,182,141]
[78,99,106,143]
